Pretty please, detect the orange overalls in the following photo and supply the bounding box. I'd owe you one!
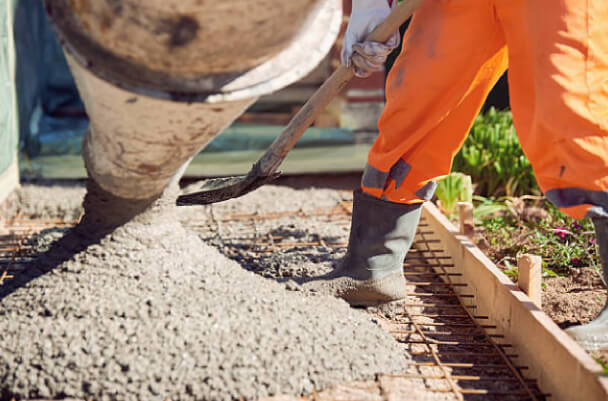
[361,0,608,220]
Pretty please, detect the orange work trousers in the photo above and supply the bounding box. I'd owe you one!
[362,0,608,220]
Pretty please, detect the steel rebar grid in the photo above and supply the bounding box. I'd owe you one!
[403,217,548,400]
[0,218,77,285]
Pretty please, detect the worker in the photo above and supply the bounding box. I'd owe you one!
[302,0,608,351]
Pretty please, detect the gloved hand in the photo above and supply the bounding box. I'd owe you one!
[342,0,401,78]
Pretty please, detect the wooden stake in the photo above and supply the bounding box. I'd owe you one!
[458,202,474,237]
[517,254,542,308]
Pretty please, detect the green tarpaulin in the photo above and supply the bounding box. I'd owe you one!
[21,124,371,179]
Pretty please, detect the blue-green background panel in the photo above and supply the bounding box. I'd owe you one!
[0,0,18,174]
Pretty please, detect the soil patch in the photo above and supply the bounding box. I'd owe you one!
[541,268,607,329]
[470,211,606,328]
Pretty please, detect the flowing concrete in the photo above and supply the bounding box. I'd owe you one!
[0,184,408,401]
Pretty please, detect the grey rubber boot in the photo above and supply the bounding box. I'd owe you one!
[566,218,608,350]
[299,189,422,307]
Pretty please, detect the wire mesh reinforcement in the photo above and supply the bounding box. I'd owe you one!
[0,200,550,401]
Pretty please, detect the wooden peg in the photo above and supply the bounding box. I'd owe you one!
[458,202,474,236]
[517,254,542,308]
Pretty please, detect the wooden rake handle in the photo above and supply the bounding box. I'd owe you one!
[253,0,425,176]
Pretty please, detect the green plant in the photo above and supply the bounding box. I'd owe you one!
[542,268,564,278]
[435,172,473,217]
[472,195,508,223]
[503,259,518,281]
[594,357,608,376]
[453,108,539,197]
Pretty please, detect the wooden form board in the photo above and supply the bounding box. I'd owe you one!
[0,158,18,205]
[418,202,608,401]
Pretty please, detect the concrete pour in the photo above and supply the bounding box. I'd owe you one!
[1,184,409,401]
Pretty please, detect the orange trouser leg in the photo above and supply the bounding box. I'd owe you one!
[362,0,508,204]
[497,0,608,220]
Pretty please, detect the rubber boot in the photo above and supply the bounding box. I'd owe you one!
[566,218,608,350]
[299,189,422,306]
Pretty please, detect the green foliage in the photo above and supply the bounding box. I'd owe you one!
[503,259,518,282]
[435,173,473,217]
[595,357,608,376]
[542,268,564,278]
[472,195,508,223]
[453,108,539,197]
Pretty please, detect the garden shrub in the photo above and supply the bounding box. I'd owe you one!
[452,108,539,197]
[434,172,472,217]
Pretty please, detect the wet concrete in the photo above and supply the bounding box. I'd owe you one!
[1,183,409,400]
[179,184,461,401]
[4,182,86,221]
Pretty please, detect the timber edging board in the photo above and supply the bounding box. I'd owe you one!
[419,202,608,401]
[0,158,19,206]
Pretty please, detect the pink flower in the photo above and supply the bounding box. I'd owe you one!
[572,221,583,231]
[554,227,568,239]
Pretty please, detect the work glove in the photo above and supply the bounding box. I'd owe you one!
[342,0,401,78]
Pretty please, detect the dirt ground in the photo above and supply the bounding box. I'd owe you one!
[541,268,606,328]
[541,269,608,368]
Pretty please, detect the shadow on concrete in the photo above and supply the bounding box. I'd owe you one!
[0,224,106,302]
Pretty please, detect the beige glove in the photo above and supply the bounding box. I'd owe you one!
[342,0,401,78]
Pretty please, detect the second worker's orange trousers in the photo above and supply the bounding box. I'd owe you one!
[362,0,608,220]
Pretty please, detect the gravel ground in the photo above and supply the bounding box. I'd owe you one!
[0,183,409,401]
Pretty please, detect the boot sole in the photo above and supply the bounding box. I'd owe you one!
[340,273,408,307]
